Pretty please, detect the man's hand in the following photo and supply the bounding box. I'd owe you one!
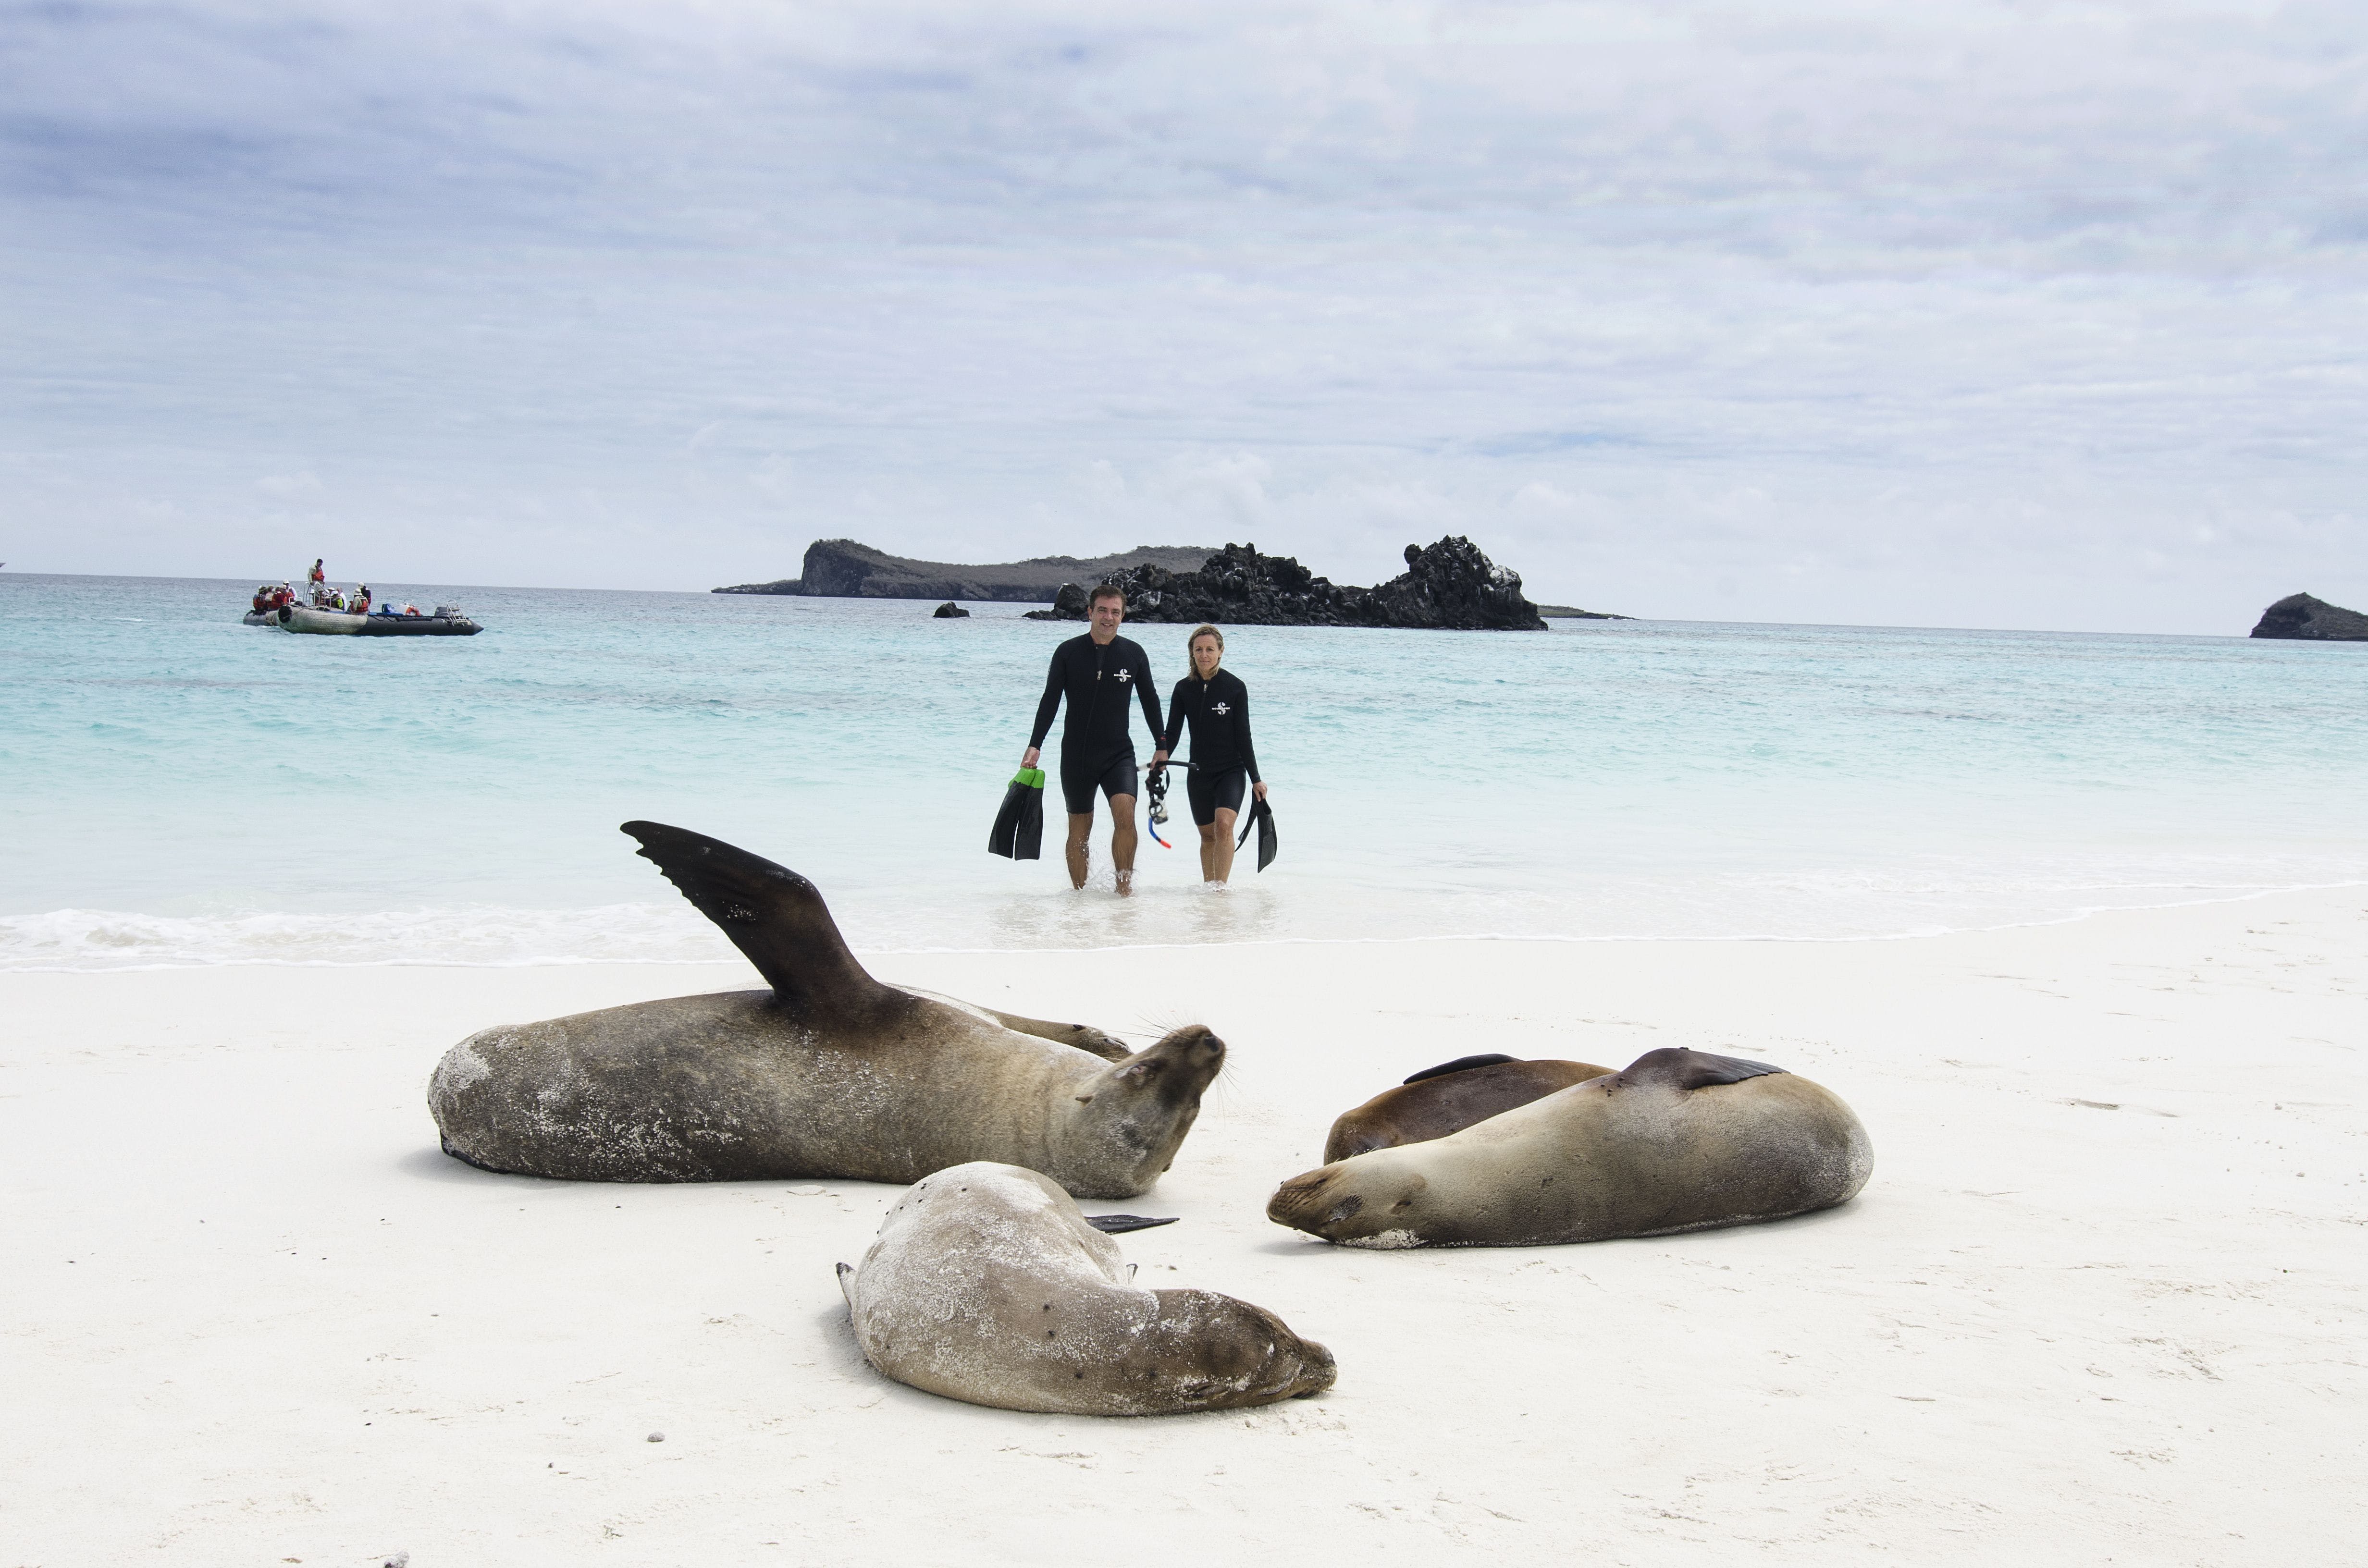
[1253,780,1269,802]
[1022,747,1040,770]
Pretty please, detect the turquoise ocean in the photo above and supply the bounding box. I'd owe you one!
[5,571,2366,971]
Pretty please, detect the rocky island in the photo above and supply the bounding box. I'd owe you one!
[2250,593,2368,641]
[1024,537,1552,630]
[715,539,1214,603]
[717,534,1623,630]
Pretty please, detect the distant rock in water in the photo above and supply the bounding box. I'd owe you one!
[1024,538,1550,630]
[932,601,970,618]
[714,539,1214,602]
[1537,604,1631,621]
[2250,593,2368,641]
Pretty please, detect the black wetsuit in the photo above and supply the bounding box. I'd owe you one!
[1161,669,1260,825]
[1030,633,1165,815]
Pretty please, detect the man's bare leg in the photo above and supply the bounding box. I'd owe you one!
[1197,821,1220,881]
[1109,794,1138,896]
[1065,811,1095,890]
[1208,807,1239,883]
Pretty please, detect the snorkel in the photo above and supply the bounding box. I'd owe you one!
[1146,760,1174,848]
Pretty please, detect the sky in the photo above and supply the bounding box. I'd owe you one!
[2,0,2364,631]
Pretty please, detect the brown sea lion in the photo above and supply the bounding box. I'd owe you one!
[839,1162,1335,1415]
[1322,1053,1618,1162]
[428,823,1223,1197]
[1269,1047,1872,1249]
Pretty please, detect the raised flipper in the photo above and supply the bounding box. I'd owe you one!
[621,821,904,1030]
[1403,1053,1518,1085]
[977,1006,1132,1063]
[1612,1047,1786,1091]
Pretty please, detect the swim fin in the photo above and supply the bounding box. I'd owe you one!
[1233,796,1278,872]
[989,768,1047,860]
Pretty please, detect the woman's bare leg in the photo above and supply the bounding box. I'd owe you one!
[1208,807,1238,883]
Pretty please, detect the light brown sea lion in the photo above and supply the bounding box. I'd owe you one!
[839,1162,1335,1415]
[428,823,1223,1197]
[1269,1047,1872,1249]
[1322,1053,1618,1162]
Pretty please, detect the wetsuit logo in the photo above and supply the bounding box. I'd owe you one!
[1115,668,1132,683]
[1213,702,1232,715]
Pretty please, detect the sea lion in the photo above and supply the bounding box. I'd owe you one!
[1269,1047,1872,1249]
[428,822,1223,1197]
[839,1162,1336,1415]
[1322,1054,1618,1162]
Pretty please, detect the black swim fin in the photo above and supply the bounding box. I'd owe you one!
[1084,1213,1179,1233]
[1233,796,1278,872]
[989,767,1047,860]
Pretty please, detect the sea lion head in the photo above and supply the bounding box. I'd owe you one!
[1265,1152,1434,1248]
[1061,1025,1226,1194]
[1134,1288,1338,1409]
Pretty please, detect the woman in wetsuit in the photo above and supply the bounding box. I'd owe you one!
[1159,624,1267,884]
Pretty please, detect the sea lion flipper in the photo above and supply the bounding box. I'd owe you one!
[621,821,896,1025]
[1618,1046,1787,1090]
[1402,1052,1518,1085]
[976,1006,1132,1062]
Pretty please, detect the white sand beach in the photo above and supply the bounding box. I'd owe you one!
[5,888,2363,1566]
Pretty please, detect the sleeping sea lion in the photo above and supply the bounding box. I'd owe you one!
[1323,1054,1618,1162]
[839,1162,1335,1415]
[428,822,1223,1197]
[1269,1047,1872,1248]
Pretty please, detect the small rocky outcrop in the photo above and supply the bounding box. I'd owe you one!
[2250,593,2368,641]
[932,601,970,618]
[715,539,1213,601]
[1024,538,1548,630]
[1537,604,1630,620]
[1364,536,1548,630]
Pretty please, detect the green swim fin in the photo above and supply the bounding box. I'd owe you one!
[989,768,1047,860]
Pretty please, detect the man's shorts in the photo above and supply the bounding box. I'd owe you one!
[1060,751,1139,815]
[1186,766,1248,826]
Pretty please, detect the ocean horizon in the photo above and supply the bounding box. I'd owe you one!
[7,569,2365,971]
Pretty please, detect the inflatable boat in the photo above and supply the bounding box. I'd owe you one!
[266,604,483,636]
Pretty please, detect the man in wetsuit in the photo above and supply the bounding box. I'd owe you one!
[1022,584,1170,895]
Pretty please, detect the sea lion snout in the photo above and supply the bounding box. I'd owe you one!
[1126,1025,1226,1098]
[1267,1164,1427,1240]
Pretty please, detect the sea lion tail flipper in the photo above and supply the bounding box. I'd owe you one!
[1618,1046,1787,1090]
[621,821,897,1024]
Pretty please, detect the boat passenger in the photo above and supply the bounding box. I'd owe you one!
[353,585,372,614]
